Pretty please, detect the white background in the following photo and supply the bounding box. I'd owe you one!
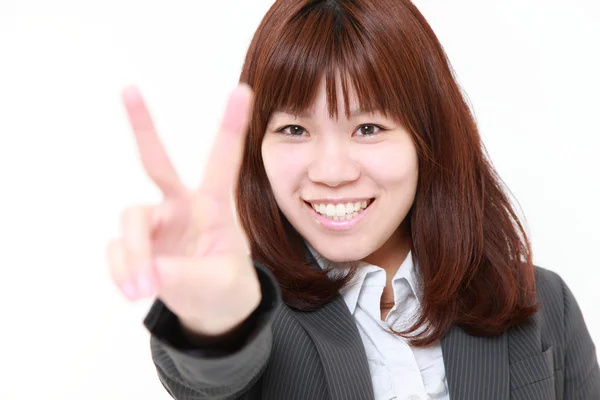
[0,1,598,399]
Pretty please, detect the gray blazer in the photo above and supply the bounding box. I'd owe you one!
[144,263,600,400]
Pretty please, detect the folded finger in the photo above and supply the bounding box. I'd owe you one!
[107,238,138,300]
[120,206,157,298]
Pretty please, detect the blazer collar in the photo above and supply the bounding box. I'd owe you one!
[292,293,376,400]
[296,244,375,399]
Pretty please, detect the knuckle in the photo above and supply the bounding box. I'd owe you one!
[119,205,151,229]
[119,206,136,230]
[122,234,147,255]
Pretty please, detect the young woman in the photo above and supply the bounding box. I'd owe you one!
[108,0,600,399]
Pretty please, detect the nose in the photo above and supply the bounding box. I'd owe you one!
[307,137,360,187]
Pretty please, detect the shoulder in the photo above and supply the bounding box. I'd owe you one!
[503,266,567,369]
[531,267,600,395]
[531,265,591,347]
[532,265,567,333]
[533,264,584,317]
[533,265,566,309]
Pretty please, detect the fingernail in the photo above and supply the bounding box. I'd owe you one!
[136,274,155,297]
[120,283,137,300]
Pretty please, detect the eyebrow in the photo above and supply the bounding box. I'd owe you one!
[273,107,376,118]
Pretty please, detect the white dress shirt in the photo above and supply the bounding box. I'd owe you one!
[308,245,451,400]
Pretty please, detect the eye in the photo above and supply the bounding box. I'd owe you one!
[355,124,384,137]
[276,125,307,137]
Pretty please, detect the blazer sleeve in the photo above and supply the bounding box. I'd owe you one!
[142,262,282,400]
[559,275,600,399]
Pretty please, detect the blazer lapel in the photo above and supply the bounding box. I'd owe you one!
[293,293,375,400]
[441,324,510,400]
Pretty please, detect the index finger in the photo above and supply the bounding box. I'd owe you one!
[198,84,254,198]
[122,86,185,198]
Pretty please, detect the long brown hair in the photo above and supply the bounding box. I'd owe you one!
[236,0,538,347]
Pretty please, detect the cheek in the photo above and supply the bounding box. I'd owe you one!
[362,142,419,184]
[261,142,308,195]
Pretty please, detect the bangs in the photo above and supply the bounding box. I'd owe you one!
[257,1,404,122]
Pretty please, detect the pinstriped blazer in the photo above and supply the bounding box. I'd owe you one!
[144,263,600,400]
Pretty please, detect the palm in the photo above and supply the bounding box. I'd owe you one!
[152,193,240,259]
[151,194,202,258]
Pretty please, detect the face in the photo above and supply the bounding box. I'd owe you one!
[261,76,419,265]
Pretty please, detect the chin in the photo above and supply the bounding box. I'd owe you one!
[307,239,372,264]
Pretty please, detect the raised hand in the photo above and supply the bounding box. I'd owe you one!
[107,84,261,337]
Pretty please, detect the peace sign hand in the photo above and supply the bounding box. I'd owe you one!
[107,84,261,337]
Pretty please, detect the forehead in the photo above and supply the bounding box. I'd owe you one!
[272,74,379,119]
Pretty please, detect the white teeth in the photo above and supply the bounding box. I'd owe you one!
[345,203,354,214]
[326,204,336,217]
[309,199,372,220]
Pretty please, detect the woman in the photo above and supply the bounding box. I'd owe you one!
[108,0,600,399]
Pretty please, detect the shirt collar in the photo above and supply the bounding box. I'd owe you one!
[305,242,424,315]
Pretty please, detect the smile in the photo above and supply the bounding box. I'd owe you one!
[304,199,374,231]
